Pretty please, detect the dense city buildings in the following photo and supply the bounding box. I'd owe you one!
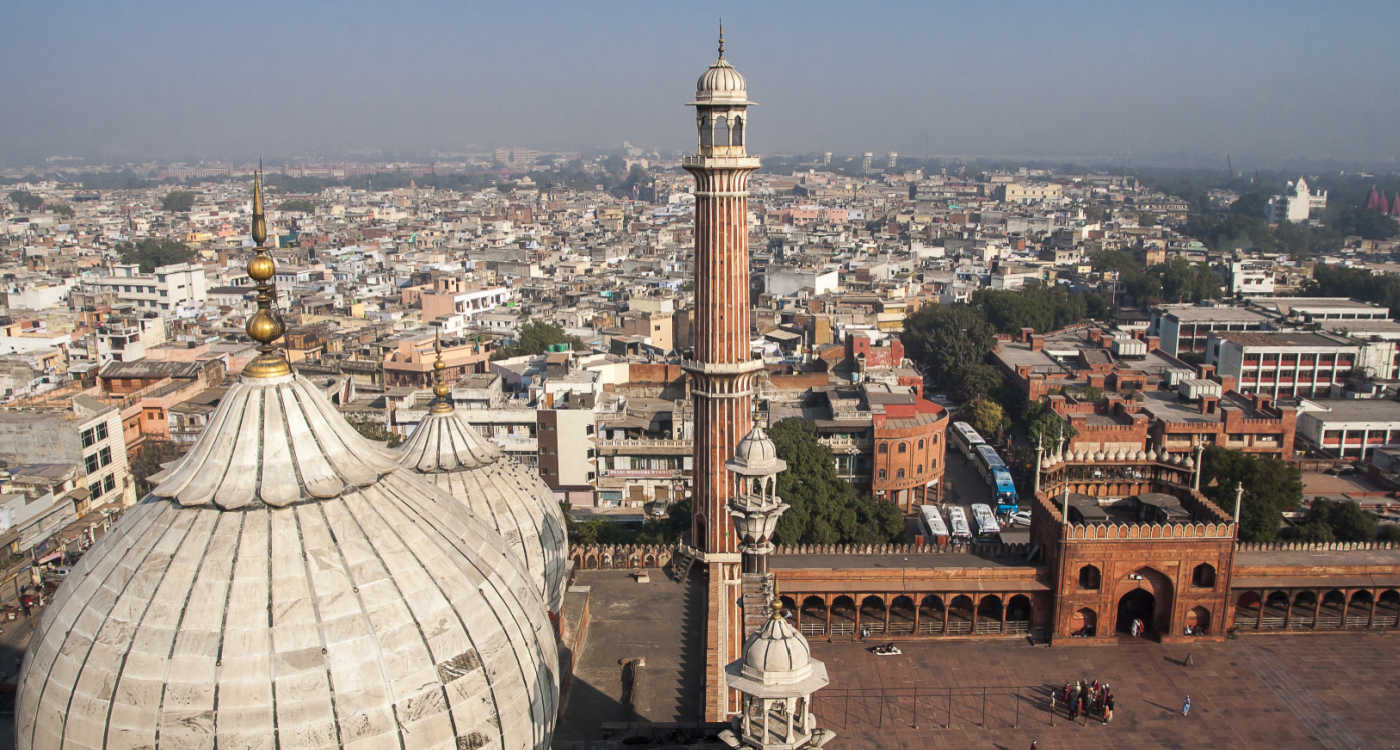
[4,24,1400,750]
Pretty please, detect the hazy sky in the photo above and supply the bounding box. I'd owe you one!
[3,0,1398,165]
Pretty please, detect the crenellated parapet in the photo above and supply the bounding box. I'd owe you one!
[1235,540,1398,553]
[1064,520,1235,540]
[772,542,1032,558]
[568,544,675,570]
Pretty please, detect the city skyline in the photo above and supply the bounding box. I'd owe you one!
[3,1,1399,166]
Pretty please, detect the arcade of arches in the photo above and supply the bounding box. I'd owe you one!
[778,591,1048,639]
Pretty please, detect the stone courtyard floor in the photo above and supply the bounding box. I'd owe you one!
[808,633,1400,749]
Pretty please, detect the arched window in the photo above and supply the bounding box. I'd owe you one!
[699,115,713,148]
[714,116,730,147]
[898,442,908,454]
[1078,565,1101,590]
[917,439,925,450]
[731,116,744,146]
[878,443,888,454]
[916,464,923,475]
[1191,563,1216,588]
[878,469,886,479]
[896,468,905,479]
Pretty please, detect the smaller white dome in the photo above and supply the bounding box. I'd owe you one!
[1135,449,1147,461]
[1184,455,1196,469]
[1094,450,1106,462]
[696,59,747,103]
[727,423,786,477]
[1147,448,1159,462]
[740,602,814,686]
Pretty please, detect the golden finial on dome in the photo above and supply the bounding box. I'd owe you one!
[717,20,725,59]
[769,597,783,621]
[431,330,453,413]
[242,165,291,379]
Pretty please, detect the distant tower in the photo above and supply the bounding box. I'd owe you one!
[684,26,764,722]
[862,152,873,171]
[887,151,898,170]
[822,151,832,167]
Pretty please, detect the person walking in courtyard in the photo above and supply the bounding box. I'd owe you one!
[1105,692,1115,724]
[1182,695,1191,717]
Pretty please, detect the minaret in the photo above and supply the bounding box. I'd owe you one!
[684,27,763,722]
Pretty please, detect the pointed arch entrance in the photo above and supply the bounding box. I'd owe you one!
[1114,566,1174,638]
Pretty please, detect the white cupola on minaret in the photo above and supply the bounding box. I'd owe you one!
[718,600,835,750]
[691,24,753,159]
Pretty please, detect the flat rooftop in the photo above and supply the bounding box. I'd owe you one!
[1215,331,1350,348]
[1161,305,1271,323]
[1299,398,1400,423]
[555,570,704,741]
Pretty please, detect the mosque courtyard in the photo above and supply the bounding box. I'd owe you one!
[808,634,1400,749]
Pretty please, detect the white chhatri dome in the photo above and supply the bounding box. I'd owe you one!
[399,397,569,613]
[693,30,749,105]
[17,372,560,749]
[727,422,786,477]
[728,602,829,695]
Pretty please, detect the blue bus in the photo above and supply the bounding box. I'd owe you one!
[973,444,1020,514]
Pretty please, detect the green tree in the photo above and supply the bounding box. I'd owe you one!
[116,238,195,272]
[1330,205,1399,241]
[1022,400,1076,449]
[1306,499,1378,541]
[1378,525,1400,543]
[128,439,187,497]
[348,417,403,448]
[1199,446,1301,542]
[965,398,1006,441]
[161,190,196,212]
[768,419,903,545]
[8,190,43,211]
[281,199,315,213]
[50,202,75,219]
[495,319,584,359]
[901,302,997,403]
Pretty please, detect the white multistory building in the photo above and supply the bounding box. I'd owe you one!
[1266,177,1327,223]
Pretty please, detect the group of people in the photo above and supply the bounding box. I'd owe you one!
[1059,679,1115,724]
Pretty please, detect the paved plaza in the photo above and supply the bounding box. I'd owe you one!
[809,634,1400,749]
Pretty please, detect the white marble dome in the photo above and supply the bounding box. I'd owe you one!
[727,422,785,477]
[399,401,569,613]
[694,32,749,106]
[17,372,559,750]
[739,603,815,687]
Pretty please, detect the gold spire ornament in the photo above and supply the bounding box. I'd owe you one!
[242,168,292,378]
[431,331,454,413]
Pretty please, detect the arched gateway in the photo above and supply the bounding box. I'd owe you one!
[1114,566,1175,637]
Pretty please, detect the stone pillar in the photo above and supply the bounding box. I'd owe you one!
[1312,591,1322,630]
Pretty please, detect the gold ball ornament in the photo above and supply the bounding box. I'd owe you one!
[247,253,276,282]
[246,309,285,344]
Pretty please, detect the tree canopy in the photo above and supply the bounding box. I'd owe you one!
[348,417,403,448]
[161,190,196,212]
[965,398,1007,441]
[901,302,1001,403]
[1199,446,1301,542]
[973,283,1096,334]
[769,419,904,545]
[280,199,315,213]
[1309,265,1400,320]
[1282,499,1380,543]
[8,190,43,212]
[494,319,584,359]
[116,238,196,272]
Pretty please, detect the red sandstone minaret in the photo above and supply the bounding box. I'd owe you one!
[683,27,762,723]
